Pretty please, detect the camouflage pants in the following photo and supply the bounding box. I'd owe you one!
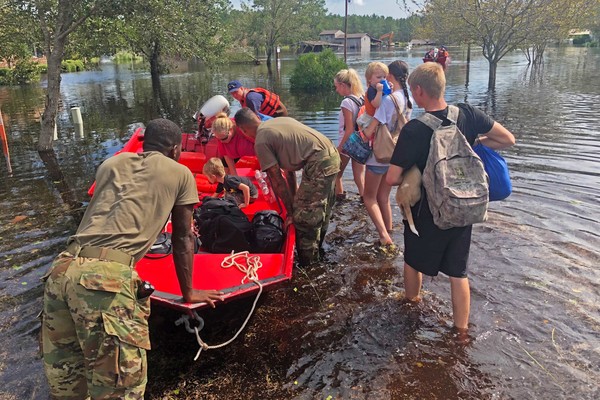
[294,149,340,266]
[42,251,150,399]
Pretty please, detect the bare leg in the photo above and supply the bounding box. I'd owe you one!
[403,263,422,301]
[351,160,366,197]
[449,276,470,330]
[363,170,392,245]
[377,171,393,232]
[335,154,350,196]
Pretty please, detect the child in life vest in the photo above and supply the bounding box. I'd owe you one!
[203,157,258,208]
[356,62,390,131]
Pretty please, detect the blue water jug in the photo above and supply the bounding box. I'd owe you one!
[381,79,392,95]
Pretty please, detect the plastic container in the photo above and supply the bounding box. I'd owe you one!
[199,95,230,118]
[381,79,392,95]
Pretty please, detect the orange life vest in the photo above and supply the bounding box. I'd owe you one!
[240,88,285,117]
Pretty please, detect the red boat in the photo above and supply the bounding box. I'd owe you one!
[88,127,295,314]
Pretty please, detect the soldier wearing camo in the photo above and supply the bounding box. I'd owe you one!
[41,119,223,399]
[43,251,150,399]
[234,109,340,266]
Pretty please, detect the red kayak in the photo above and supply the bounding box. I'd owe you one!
[88,127,295,314]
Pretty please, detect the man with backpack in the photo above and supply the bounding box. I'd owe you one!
[234,108,340,267]
[386,62,515,333]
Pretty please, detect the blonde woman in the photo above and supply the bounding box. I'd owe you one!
[211,112,256,176]
[333,68,366,201]
[362,60,413,246]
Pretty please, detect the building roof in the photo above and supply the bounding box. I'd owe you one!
[320,30,343,35]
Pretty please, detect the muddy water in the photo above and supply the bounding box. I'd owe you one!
[0,46,599,399]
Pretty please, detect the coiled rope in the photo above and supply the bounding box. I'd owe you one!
[190,250,263,361]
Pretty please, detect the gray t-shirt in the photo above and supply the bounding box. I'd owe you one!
[71,151,199,262]
[254,117,337,175]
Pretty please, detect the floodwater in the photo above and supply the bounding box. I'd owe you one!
[0,46,599,399]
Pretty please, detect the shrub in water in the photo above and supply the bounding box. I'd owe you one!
[61,59,85,72]
[290,49,347,93]
[12,59,41,84]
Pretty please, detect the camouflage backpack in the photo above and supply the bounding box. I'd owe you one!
[420,105,489,229]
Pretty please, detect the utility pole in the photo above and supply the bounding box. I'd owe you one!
[344,0,348,64]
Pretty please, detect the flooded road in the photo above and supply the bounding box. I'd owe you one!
[1,46,599,399]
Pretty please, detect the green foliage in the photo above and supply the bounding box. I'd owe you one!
[113,51,143,63]
[572,35,592,45]
[238,0,327,62]
[0,61,41,85]
[61,59,85,72]
[290,49,346,92]
[0,68,12,85]
[12,59,41,84]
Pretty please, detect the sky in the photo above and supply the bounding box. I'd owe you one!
[229,1,412,19]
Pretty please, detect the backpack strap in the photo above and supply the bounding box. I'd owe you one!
[446,105,459,124]
[344,95,364,131]
[344,95,364,108]
[417,111,443,131]
[389,93,408,131]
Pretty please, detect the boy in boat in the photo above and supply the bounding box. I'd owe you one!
[203,157,258,208]
[234,108,340,266]
[386,63,515,333]
[228,80,289,118]
[41,119,224,399]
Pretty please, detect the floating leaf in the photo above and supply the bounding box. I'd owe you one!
[21,282,28,285]
[294,380,298,385]
[173,388,180,395]
[12,265,22,270]
[293,287,298,292]
[416,362,423,367]
[11,215,27,223]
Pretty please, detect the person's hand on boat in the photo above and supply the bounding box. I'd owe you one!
[185,289,224,307]
[239,203,248,209]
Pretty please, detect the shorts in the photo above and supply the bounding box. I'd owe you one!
[403,198,472,278]
[366,164,389,175]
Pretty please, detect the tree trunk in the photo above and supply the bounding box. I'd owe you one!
[487,60,497,90]
[266,46,272,66]
[466,43,471,64]
[150,41,162,94]
[38,41,65,152]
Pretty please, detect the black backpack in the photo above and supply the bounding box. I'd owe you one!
[194,197,252,253]
[251,210,284,253]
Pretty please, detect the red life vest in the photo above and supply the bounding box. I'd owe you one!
[240,88,285,117]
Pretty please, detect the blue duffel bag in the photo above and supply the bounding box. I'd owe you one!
[473,143,512,201]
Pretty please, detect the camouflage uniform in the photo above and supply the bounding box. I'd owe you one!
[42,248,150,399]
[294,147,340,266]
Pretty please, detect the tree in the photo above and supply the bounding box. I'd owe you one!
[0,3,40,67]
[118,0,230,92]
[418,0,599,89]
[240,0,327,66]
[12,0,129,152]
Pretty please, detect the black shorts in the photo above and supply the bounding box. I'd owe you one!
[403,199,472,278]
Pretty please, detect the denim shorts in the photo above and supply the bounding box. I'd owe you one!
[366,164,389,175]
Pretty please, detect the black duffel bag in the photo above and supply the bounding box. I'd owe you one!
[251,210,284,253]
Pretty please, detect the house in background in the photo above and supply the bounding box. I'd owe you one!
[317,30,376,52]
[319,30,344,42]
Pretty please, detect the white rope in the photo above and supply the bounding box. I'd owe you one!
[192,251,263,361]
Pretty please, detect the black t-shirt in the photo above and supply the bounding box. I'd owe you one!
[390,103,494,172]
[216,175,258,197]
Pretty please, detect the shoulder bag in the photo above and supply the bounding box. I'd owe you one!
[342,130,371,164]
[473,143,512,201]
[372,94,407,164]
